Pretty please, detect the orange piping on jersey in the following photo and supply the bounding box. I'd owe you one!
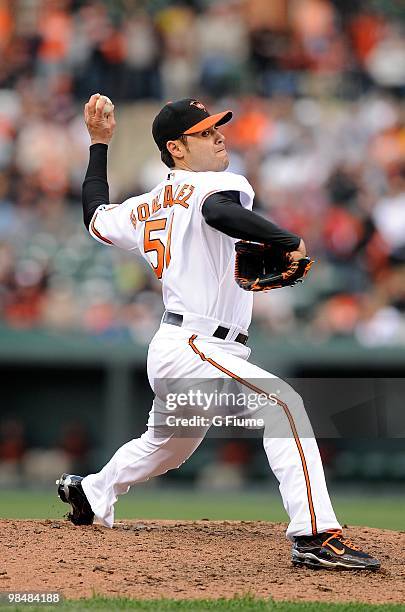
[188,334,318,536]
[166,212,174,268]
[199,189,221,212]
[90,213,114,245]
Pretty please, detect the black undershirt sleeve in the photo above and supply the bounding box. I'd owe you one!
[202,190,301,250]
[82,143,110,230]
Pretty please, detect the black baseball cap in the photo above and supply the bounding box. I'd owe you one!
[152,98,232,151]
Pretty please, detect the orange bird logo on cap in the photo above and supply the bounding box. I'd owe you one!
[190,100,207,111]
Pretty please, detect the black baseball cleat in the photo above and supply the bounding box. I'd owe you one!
[292,529,381,570]
[56,473,94,526]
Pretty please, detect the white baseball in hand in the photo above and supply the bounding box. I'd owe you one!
[96,95,114,116]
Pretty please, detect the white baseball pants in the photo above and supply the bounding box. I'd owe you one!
[82,322,341,538]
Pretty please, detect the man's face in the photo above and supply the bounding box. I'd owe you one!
[170,126,229,172]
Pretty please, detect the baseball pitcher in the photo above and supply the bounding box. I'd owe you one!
[57,94,380,570]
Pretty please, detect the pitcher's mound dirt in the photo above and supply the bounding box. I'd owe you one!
[1,520,404,604]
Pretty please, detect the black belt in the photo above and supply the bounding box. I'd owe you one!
[163,311,248,345]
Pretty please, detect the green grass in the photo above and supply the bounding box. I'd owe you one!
[0,488,404,531]
[1,596,405,612]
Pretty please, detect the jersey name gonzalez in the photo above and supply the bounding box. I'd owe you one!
[130,183,194,227]
[89,169,255,331]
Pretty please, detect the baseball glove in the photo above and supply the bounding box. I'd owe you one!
[234,241,314,291]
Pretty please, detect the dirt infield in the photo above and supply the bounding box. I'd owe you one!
[1,519,404,604]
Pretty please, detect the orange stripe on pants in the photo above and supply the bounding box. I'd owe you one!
[188,334,318,535]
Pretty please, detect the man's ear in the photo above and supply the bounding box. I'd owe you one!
[166,140,184,160]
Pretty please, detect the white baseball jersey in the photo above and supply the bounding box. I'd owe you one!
[89,169,255,331]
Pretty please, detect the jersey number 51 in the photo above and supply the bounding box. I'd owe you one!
[143,213,174,279]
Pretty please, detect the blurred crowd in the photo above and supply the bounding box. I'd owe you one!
[1,0,405,347]
[0,416,93,486]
